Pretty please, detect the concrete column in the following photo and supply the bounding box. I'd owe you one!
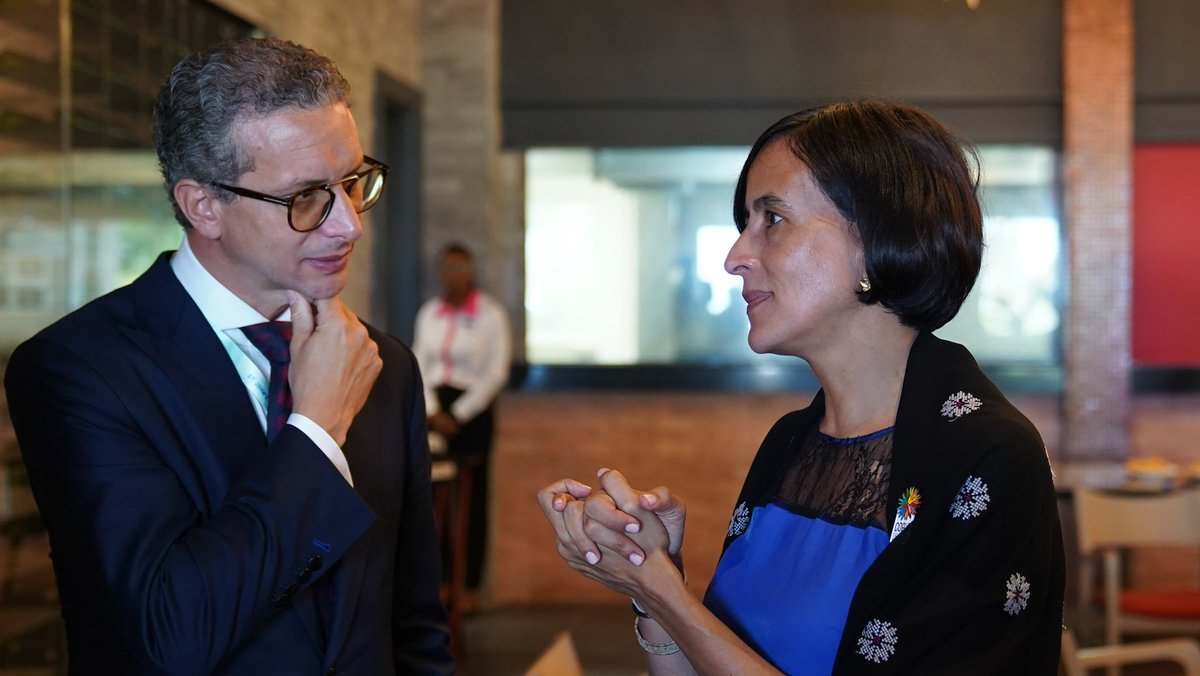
[420,0,522,348]
[1062,0,1133,462]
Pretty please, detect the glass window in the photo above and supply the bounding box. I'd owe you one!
[525,145,1061,368]
[0,0,253,358]
[0,152,181,354]
[938,147,1061,364]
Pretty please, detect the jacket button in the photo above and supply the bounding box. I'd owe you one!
[271,582,298,607]
[325,668,337,676]
[309,555,324,571]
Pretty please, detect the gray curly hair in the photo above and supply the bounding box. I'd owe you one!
[153,37,351,228]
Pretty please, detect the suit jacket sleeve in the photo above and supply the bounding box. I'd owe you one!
[5,334,377,674]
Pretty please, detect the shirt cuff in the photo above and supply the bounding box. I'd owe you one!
[287,413,355,487]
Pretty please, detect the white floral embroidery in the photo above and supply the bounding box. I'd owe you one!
[949,476,991,520]
[940,391,982,421]
[727,501,750,537]
[857,619,899,663]
[1004,572,1031,616]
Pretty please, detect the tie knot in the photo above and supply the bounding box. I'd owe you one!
[240,321,293,365]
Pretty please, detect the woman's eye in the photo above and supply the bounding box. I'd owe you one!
[765,211,783,226]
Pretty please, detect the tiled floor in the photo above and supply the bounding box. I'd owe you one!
[0,532,1192,675]
[0,533,645,676]
[459,603,643,676]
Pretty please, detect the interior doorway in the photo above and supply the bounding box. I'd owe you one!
[373,74,422,345]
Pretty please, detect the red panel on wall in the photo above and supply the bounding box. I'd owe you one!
[1133,144,1200,366]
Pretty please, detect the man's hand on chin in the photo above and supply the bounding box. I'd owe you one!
[287,291,382,446]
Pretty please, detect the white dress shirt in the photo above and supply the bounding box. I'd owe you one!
[170,236,354,486]
[412,289,511,421]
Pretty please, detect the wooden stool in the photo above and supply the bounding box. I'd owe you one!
[431,457,474,658]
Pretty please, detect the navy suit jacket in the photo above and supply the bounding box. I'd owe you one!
[4,253,453,675]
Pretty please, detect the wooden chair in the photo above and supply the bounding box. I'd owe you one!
[1073,486,1200,647]
[1061,627,1200,676]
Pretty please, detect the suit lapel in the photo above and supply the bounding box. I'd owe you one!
[115,254,263,495]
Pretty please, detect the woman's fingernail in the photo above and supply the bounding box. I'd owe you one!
[643,493,657,506]
[630,553,645,566]
[597,467,610,477]
[625,522,640,533]
[554,498,564,509]
[585,552,599,565]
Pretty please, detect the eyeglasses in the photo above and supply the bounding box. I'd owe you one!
[213,156,389,232]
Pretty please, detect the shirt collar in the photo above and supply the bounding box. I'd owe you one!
[170,235,291,330]
[437,289,479,318]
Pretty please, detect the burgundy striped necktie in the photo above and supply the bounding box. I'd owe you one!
[240,321,293,442]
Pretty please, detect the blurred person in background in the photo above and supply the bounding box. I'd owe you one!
[414,242,511,607]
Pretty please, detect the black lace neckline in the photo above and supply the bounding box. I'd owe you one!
[773,424,894,531]
[815,426,896,445]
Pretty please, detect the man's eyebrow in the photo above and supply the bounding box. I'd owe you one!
[283,179,326,193]
[282,157,370,192]
[279,165,362,194]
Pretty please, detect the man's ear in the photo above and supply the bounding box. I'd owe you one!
[174,179,223,240]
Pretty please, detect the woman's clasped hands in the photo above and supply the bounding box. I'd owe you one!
[536,468,687,598]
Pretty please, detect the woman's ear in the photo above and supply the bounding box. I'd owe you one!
[174,179,223,240]
[851,239,868,285]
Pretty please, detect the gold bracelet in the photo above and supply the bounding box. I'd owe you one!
[633,615,680,656]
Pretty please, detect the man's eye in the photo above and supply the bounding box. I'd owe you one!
[294,188,323,204]
[765,211,782,226]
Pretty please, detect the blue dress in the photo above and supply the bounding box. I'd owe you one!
[704,427,895,675]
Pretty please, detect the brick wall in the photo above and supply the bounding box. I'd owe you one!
[487,389,1200,605]
[490,391,793,604]
[1062,0,1134,462]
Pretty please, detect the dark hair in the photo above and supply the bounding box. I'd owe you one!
[440,242,475,261]
[733,100,983,331]
[153,37,351,228]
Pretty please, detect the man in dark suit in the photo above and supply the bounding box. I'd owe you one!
[3,38,452,675]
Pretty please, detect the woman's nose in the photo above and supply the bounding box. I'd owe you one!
[725,232,754,276]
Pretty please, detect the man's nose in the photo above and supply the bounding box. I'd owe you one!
[319,186,364,241]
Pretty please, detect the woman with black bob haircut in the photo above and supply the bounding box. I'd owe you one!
[733,100,983,332]
[539,100,1065,675]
